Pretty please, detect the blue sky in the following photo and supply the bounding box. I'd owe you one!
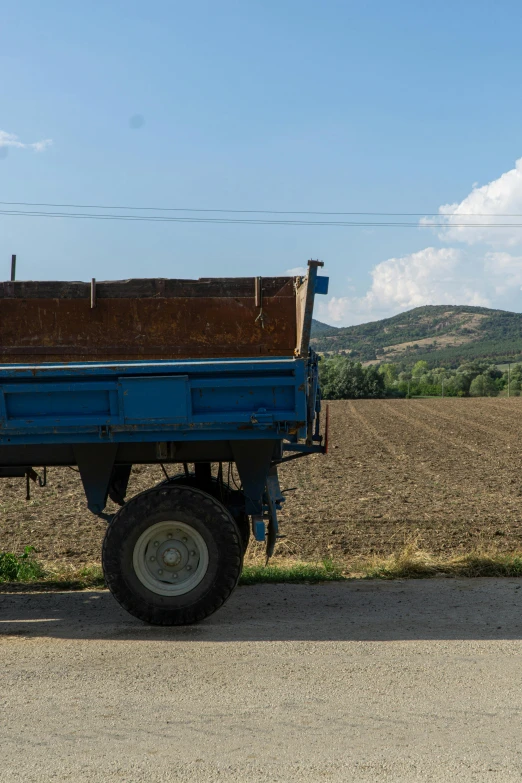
[2,0,522,325]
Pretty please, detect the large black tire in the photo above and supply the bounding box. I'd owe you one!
[102,484,242,626]
[159,473,250,553]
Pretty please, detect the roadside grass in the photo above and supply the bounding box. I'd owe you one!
[0,546,45,582]
[355,542,522,579]
[2,543,522,590]
[39,563,106,590]
[241,558,343,585]
[0,556,105,590]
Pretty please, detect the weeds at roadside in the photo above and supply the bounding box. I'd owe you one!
[2,543,522,591]
[0,546,45,582]
[241,558,343,585]
[42,563,105,589]
[0,549,104,589]
[352,543,522,579]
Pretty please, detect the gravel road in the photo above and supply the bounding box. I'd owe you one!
[2,579,522,782]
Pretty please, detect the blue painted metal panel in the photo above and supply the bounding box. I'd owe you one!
[120,376,190,424]
[0,430,289,446]
[0,381,120,428]
[0,357,311,446]
[0,357,300,379]
[192,384,295,415]
[315,275,329,295]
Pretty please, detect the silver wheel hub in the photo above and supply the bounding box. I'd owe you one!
[162,547,182,567]
[133,521,209,597]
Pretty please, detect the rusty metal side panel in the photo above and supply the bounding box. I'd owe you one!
[0,294,297,362]
[295,261,323,357]
[295,276,308,356]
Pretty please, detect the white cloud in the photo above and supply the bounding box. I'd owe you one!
[484,251,522,295]
[363,247,469,310]
[0,130,52,152]
[428,157,522,247]
[317,156,522,326]
[285,266,307,276]
[316,247,491,326]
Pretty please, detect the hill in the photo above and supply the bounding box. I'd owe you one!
[310,318,338,336]
[310,305,522,368]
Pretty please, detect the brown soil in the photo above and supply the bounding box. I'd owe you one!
[2,398,522,566]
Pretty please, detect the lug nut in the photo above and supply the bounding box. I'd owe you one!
[182,537,188,543]
[186,565,192,571]
[158,569,163,575]
[190,550,196,557]
[149,556,155,562]
[154,541,159,547]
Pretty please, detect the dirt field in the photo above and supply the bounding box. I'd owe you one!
[1,398,522,566]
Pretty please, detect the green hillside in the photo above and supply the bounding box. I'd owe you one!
[310,306,522,368]
[310,318,338,336]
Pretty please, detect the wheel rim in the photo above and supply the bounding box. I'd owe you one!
[132,520,209,597]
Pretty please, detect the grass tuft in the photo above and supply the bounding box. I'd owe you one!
[38,563,105,590]
[0,546,45,582]
[353,544,522,580]
[0,551,104,590]
[355,542,440,580]
[240,558,343,585]
[2,544,522,592]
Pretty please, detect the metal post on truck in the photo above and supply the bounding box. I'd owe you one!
[296,259,325,358]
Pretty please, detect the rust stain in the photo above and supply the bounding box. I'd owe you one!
[0,296,297,363]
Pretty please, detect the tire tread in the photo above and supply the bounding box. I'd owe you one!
[102,484,242,626]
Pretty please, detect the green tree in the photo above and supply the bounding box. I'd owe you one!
[319,357,385,399]
[510,364,522,383]
[444,373,469,396]
[469,374,498,397]
[364,365,386,397]
[379,363,398,387]
[412,360,429,378]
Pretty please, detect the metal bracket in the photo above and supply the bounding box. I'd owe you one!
[250,408,273,426]
[252,514,266,542]
[108,464,132,506]
[73,444,118,514]
[231,440,275,515]
[254,276,264,328]
[265,467,284,561]
[25,466,47,501]
[156,441,176,460]
[296,260,324,357]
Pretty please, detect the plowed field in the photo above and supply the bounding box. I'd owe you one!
[2,398,522,565]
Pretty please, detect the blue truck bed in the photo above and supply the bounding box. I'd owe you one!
[0,261,328,625]
[0,357,308,444]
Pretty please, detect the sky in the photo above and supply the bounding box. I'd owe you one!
[2,0,522,325]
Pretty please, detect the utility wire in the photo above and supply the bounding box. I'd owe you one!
[1,199,522,218]
[1,208,522,228]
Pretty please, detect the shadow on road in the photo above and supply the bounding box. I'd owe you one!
[1,579,522,643]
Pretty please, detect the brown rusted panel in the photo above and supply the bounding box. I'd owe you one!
[0,277,295,300]
[0,277,298,362]
[295,275,308,356]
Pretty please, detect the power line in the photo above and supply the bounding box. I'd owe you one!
[1,199,522,218]
[1,208,522,228]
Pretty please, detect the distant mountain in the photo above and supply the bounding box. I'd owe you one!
[310,318,338,336]
[310,305,522,368]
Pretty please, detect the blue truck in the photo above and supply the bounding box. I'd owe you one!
[0,260,328,624]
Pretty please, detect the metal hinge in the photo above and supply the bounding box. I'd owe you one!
[250,408,273,426]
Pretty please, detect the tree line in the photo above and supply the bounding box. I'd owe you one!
[319,356,522,400]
